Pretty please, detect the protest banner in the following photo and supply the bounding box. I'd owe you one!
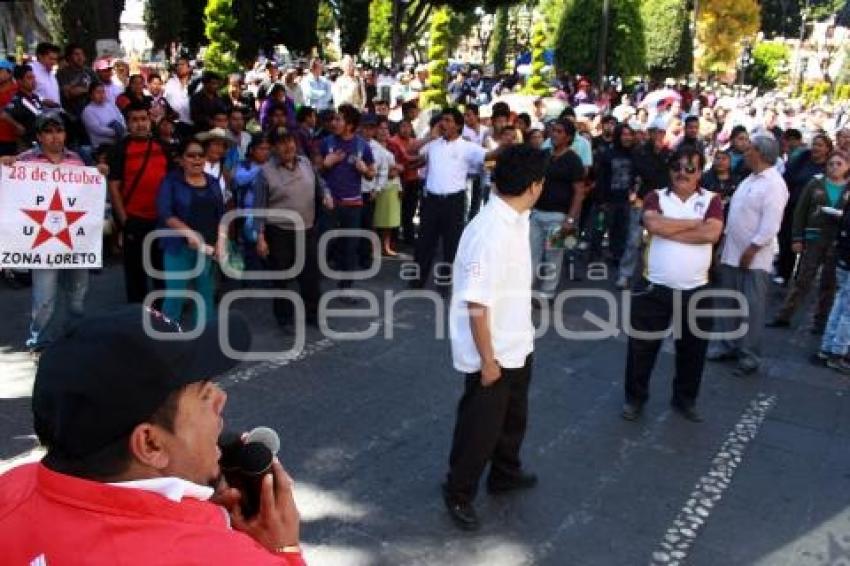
[0,162,106,269]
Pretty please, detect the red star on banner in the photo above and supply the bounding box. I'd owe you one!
[21,188,87,249]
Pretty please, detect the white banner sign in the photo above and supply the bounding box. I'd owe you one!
[0,162,106,269]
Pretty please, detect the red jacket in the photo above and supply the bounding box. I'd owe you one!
[0,463,306,566]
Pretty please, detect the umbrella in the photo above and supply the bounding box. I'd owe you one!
[640,88,682,109]
[574,103,601,117]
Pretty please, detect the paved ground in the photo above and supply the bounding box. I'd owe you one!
[1,257,849,566]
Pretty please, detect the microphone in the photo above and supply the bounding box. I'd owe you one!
[218,427,282,518]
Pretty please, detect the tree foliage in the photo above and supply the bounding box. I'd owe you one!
[421,6,451,108]
[749,40,791,90]
[365,0,393,63]
[554,0,645,79]
[696,0,760,76]
[145,0,184,55]
[180,0,208,53]
[522,20,550,95]
[42,0,123,58]
[640,0,691,79]
[203,0,239,75]
[490,5,509,73]
[337,0,371,55]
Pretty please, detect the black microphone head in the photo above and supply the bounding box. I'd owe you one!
[239,442,273,475]
[218,430,244,470]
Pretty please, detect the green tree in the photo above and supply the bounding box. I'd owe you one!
[43,0,124,58]
[490,5,509,73]
[181,0,208,54]
[421,6,451,108]
[554,0,645,79]
[640,0,692,79]
[333,0,371,55]
[522,20,550,95]
[749,40,791,90]
[145,0,184,56]
[203,0,239,75]
[696,0,760,76]
[365,0,393,63]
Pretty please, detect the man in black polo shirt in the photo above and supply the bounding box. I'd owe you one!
[109,102,173,303]
[3,65,44,149]
[190,72,226,133]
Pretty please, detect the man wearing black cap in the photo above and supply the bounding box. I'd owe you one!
[0,306,306,565]
[1,112,91,353]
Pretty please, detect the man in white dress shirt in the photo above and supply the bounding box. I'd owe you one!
[301,59,333,112]
[709,135,789,376]
[443,144,547,531]
[412,108,501,290]
[31,43,61,109]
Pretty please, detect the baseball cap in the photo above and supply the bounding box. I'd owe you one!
[0,60,14,72]
[33,305,251,458]
[34,111,65,132]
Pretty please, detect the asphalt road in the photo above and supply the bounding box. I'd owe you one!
[0,257,848,566]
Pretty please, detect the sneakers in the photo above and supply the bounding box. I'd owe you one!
[772,276,786,286]
[670,401,704,423]
[615,275,629,290]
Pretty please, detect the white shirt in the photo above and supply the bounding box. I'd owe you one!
[32,61,60,106]
[302,74,333,111]
[462,124,491,147]
[332,75,366,109]
[644,188,723,290]
[450,195,534,372]
[110,476,214,502]
[721,167,789,272]
[205,161,228,202]
[420,136,486,195]
[362,139,395,194]
[164,76,191,124]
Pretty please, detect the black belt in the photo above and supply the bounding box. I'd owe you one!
[424,191,465,200]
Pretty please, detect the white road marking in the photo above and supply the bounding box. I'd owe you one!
[650,393,777,566]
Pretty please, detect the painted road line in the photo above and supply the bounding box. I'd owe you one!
[650,393,777,566]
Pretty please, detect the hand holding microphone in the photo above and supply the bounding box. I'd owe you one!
[217,427,300,553]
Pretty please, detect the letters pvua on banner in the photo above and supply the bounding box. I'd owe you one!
[0,163,106,269]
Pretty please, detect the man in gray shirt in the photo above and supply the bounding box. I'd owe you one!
[255,130,329,329]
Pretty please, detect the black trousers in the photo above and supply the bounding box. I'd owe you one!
[122,216,164,304]
[265,225,320,323]
[401,179,423,245]
[775,206,796,281]
[414,191,465,287]
[446,354,533,504]
[359,196,376,267]
[467,175,484,221]
[625,283,712,408]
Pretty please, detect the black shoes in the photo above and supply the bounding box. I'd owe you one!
[766,319,790,328]
[621,402,644,421]
[442,484,480,531]
[671,402,704,423]
[487,472,539,494]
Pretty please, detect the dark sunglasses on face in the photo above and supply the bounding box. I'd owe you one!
[670,162,699,174]
[184,151,205,159]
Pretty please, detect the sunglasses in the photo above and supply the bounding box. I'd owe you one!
[183,151,205,159]
[670,162,699,174]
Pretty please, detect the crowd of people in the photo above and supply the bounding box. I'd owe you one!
[1,39,850,551]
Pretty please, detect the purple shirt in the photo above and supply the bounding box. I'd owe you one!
[320,134,374,205]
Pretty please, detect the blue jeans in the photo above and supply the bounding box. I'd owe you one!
[28,269,89,349]
[161,247,216,327]
[821,267,850,355]
[530,210,567,299]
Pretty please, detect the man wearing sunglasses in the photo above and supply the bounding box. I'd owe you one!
[622,147,724,423]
